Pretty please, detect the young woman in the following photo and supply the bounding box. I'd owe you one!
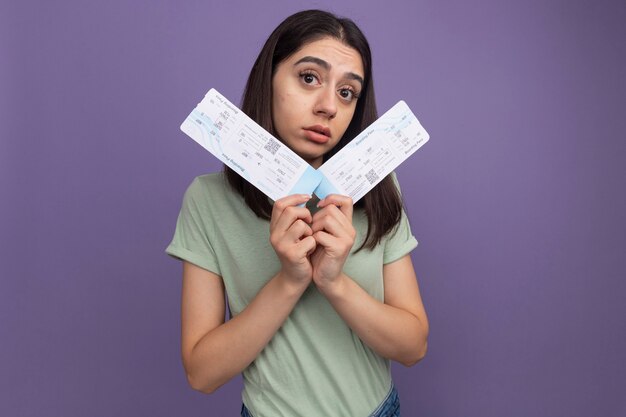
[167,10,429,417]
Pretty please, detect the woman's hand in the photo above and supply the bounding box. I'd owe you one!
[310,194,356,292]
[270,194,316,285]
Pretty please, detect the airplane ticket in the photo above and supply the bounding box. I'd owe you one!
[180,89,429,204]
[316,100,429,202]
[180,89,322,201]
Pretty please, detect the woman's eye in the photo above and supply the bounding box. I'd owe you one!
[339,88,357,101]
[301,73,318,85]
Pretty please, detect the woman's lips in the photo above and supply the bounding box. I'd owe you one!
[303,125,331,144]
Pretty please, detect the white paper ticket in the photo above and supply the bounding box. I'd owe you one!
[316,100,429,202]
[180,89,429,203]
[180,89,322,201]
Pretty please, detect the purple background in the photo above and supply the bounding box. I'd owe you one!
[2,0,625,416]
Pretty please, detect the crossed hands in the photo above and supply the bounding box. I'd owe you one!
[269,194,356,293]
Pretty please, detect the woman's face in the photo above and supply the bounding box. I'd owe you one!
[272,37,364,168]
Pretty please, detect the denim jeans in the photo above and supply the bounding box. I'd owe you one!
[240,383,400,417]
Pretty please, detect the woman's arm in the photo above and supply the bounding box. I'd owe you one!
[317,255,429,366]
[181,194,316,393]
[181,262,309,393]
[311,194,428,366]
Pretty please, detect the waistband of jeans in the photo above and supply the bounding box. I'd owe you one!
[369,382,399,417]
[241,383,399,417]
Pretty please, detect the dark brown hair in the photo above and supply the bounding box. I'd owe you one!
[225,9,403,250]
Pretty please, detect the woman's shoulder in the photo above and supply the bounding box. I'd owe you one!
[190,171,226,187]
[185,172,227,197]
[180,171,236,210]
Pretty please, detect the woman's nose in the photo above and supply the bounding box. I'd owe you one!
[313,88,337,120]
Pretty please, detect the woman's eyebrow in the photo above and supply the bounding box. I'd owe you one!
[294,56,364,86]
[294,56,330,70]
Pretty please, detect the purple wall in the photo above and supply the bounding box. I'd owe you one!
[2,0,625,416]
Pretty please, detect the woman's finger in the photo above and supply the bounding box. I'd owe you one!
[296,235,317,257]
[284,219,313,243]
[311,205,355,239]
[271,194,311,221]
[317,194,353,222]
[271,194,312,231]
[311,212,343,236]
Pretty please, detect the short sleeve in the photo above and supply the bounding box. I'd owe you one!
[165,177,221,275]
[383,173,418,264]
[383,209,418,264]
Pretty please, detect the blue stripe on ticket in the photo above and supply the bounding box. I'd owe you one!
[287,165,323,196]
[313,176,340,199]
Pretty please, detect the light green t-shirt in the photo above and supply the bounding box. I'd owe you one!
[166,172,418,417]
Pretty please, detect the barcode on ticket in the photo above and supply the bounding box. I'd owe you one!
[365,169,379,185]
[264,138,280,155]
